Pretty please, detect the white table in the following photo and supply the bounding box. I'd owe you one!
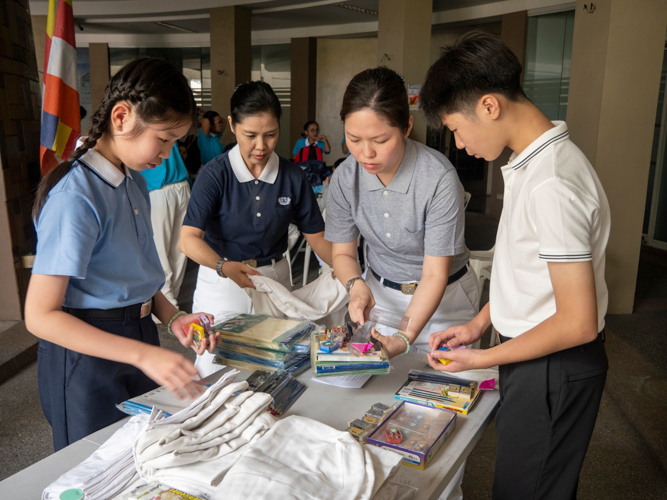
[0,351,499,499]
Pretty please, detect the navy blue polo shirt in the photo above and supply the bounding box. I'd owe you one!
[183,145,324,261]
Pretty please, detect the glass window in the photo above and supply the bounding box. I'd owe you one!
[524,10,575,121]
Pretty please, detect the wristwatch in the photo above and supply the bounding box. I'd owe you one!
[216,258,228,278]
[345,276,364,294]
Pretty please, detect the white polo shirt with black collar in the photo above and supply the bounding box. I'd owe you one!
[489,121,611,338]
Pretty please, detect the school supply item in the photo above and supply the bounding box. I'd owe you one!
[212,314,316,352]
[311,324,391,378]
[344,401,399,443]
[211,314,316,374]
[244,370,307,416]
[366,401,456,470]
[394,370,482,415]
[348,309,411,356]
[123,482,203,500]
[436,345,467,365]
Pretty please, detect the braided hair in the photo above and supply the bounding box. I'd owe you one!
[33,57,197,220]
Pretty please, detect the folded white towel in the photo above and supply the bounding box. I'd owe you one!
[217,415,402,500]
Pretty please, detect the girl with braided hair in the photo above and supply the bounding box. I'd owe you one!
[25,58,220,451]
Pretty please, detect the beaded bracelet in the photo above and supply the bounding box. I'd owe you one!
[393,332,411,355]
[167,310,187,336]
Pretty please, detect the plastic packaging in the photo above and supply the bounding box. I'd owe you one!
[347,309,411,356]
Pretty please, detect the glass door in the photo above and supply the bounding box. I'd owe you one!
[644,44,667,250]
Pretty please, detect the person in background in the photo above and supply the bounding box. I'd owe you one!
[178,141,188,163]
[180,81,332,378]
[25,58,219,451]
[138,142,191,309]
[292,121,331,157]
[198,110,226,165]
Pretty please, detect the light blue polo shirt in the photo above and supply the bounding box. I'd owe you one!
[32,149,165,309]
[138,143,190,192]
[292,137,328,156]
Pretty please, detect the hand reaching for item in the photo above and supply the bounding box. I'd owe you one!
[171,312,220,355]
[135,345,204,400]
[222,261,262,289]
[370,327,409,359]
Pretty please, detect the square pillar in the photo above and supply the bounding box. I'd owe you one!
[210,6,251,144]
[89,43,109,113]
[290,37,317,154]
[377,0,432,143]
[567,0,667,313]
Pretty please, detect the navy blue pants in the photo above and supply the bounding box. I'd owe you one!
[37,311,160,451]
[493,332,608,500]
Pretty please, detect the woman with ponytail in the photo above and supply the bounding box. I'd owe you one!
[25,58,220,451]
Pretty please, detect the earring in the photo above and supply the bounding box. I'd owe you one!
[118,125,123,131]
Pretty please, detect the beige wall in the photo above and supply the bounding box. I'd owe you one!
[316,37,378,165]
[567,0,667,313]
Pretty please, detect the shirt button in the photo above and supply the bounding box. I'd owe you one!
[386,233,391,237]
[384,213,389,218]
[255,180,259,185]
[257,212,261,217]
[134,208,139,215]
[256,196,260,200]
[383,191,388,196]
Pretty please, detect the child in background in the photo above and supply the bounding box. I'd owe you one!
[292,121,331,158]
[421,32,610,499]
[26,58,220,451]
[198,110,226,165]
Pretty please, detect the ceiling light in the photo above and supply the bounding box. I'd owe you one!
[336,3,378,16]
[154,22,197,34]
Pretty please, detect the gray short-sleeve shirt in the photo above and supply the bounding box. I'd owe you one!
[325,138,469,282]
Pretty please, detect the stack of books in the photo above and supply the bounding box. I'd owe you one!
[211,314,315,374]
[311,325,391,378]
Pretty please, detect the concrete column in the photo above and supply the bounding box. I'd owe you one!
[488,11,529,220]
[88,43,109,113]
[30,15,46,88]
[377,0,432,143]
[210,5,251,144]
[567,0,667,313]
[290,37,317,154]
[0,0,42,319]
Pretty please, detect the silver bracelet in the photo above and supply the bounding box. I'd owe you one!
[393,332,411,355]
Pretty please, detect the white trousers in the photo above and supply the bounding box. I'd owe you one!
[367,266,478,500]
[367,266,479,353]
[149,180,191,308]
[192,258,291,377]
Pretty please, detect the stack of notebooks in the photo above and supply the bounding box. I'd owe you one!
[394,369,482,415]
[117,369,307,418]
[211,314,315,375]
[311,325,391,378]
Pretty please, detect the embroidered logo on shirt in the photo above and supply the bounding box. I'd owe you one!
[279,197,291,206]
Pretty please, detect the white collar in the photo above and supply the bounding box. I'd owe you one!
[228,144,279,184]
[507,121,569,171]
[78,148,132,188]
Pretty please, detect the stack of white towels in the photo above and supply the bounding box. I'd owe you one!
[43,369,403,500]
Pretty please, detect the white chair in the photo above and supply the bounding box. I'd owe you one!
[469,245,496,348]
[464,191,472,210]
[302,209,326,287]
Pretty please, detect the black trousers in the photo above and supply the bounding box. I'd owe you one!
[493,332,608,500]
[37,311,159,451]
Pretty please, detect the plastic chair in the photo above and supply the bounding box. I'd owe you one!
[464,191,472,210]
[302,209,326,287]
[469,245,496,348]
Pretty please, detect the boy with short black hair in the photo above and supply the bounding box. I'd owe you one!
[421,31,610,499]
